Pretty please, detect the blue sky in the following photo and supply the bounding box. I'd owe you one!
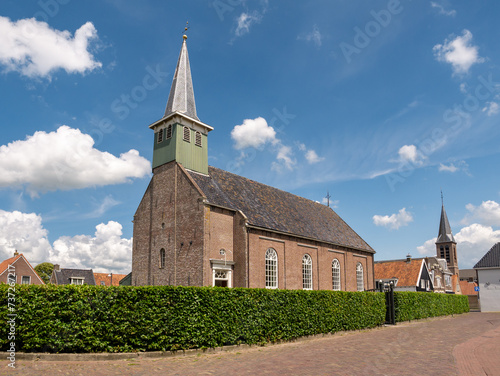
[1,0,500,274]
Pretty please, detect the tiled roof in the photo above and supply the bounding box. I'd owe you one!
[459,280,478,296]
[374,259,424,287]
[474,242,500,268]
[0,254,22,275]
[93,273,127,286]
[53,268,96,285]
[189,166,374,252]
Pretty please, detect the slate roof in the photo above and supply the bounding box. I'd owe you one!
[164,37,199,121]
[436,204,455,243]
[52,268,96,285]
[188,166,374,252]
[374,259,425,287]
[474,242,500,268]
[93,273,127,286]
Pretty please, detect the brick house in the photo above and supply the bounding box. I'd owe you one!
[132,35,375,291]
[0,251,44,285]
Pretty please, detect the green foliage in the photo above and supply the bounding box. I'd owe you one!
[394,291,469,322]
[0,285,385,353]
[33,262,54,284]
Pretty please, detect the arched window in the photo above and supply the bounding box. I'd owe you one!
[157,128,164,143]
[356,262,364,291]
[332,259,341,291]
[183,126,190,142]
[166,124,172,139]
[302,254,312,290]
[159,248,165,269]
[265,248,278,289]
[195,131,202,147]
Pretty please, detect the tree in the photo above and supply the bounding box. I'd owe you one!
[34,262,54,284]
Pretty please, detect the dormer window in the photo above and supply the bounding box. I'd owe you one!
[157,128,163,143]
[195,131,202,147]
[183,126,190,142]
[70,277,84,285]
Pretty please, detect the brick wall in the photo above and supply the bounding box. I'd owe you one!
[0,255,44,285]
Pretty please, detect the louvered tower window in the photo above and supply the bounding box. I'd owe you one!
[157,128,163,143]
[195,131,202,147]
[166,124,172,139]
[183,126,190,142]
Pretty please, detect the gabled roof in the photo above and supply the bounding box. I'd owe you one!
[374,259,425,287]
[93,272,127,286]
[0,253,45,284]
[164,36,199,121]
[474,242,500,268]
[52,268,96,285]
[436,204,455,243]
[188,166,374,253]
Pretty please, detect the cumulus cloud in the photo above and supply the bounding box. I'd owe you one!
[272,145,296,172]
[235,12,262,37]
[397,144,426,165]
[0,126,151,196]
[51,221,131,273]
[462,200,500,227]
[0,16,101,78]
[418,224,500,268]
[231,117,277,150]
[373,208,414,230]
[433,29,484,75]
[0,209,131,273]
[430,2,456,17]
[305,150,324,164]
[482,101,499,116]
[297,25,322,47]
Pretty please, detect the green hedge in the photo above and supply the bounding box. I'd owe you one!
[394,291,469,322]
[0,285,385,353]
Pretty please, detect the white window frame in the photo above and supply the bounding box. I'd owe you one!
[21,276,31,285]
[70,277,85,285]
[332,259,341,291]
[356,262,364,291]
[302,254,313,290]
[265,248,278,289]
[212,267,232,288]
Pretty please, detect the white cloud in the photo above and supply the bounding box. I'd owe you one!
[438,160,469,174]
[85,195,121,218]
[462,200,500,227]
[272,144,296,172]
[235,12,262,37]
[430,2,456,17]
[0,126,151,197]
[459,83,467,93]
[298,25,322,47]
[305,150,325,164]
[0,16,101,78]
[482,101,499,116]
[321,197,339,208]
[417,237,437,255]
[0,209,131,273]
[397,144,426,165]
[433,29,484,75]
[373,208,413,230]
[0,210,52,264]
[51,221,131,273]
[231,117,277,150]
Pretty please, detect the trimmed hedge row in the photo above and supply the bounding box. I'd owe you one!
[394,291,469,322]
[1,285,385,353]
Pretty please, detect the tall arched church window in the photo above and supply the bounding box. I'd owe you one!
[302,254,312,290]
[332,259,341,291]
[265,248,278,289]
[356,262,364,291]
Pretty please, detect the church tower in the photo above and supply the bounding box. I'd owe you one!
[148,34,213,174]
[435,196,459,277]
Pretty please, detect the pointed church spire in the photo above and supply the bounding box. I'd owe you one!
[164,34,199,121]
[436,194,455,244]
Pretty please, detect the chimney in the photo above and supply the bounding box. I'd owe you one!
[406,253,412,263]
[53,264,60,271]
[14,250,19,256]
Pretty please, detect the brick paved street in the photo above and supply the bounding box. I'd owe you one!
[2,312,500,376]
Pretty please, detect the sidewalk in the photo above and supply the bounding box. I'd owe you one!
[2,312,500,376]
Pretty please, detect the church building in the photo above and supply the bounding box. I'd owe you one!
[131,35,375,291]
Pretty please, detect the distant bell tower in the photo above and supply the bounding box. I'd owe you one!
[148,33,213,174]
[435,193,458,276]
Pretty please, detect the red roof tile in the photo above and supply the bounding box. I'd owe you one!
[374,259,424,288]
[93,273,127,286]
[459,280,478,296]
